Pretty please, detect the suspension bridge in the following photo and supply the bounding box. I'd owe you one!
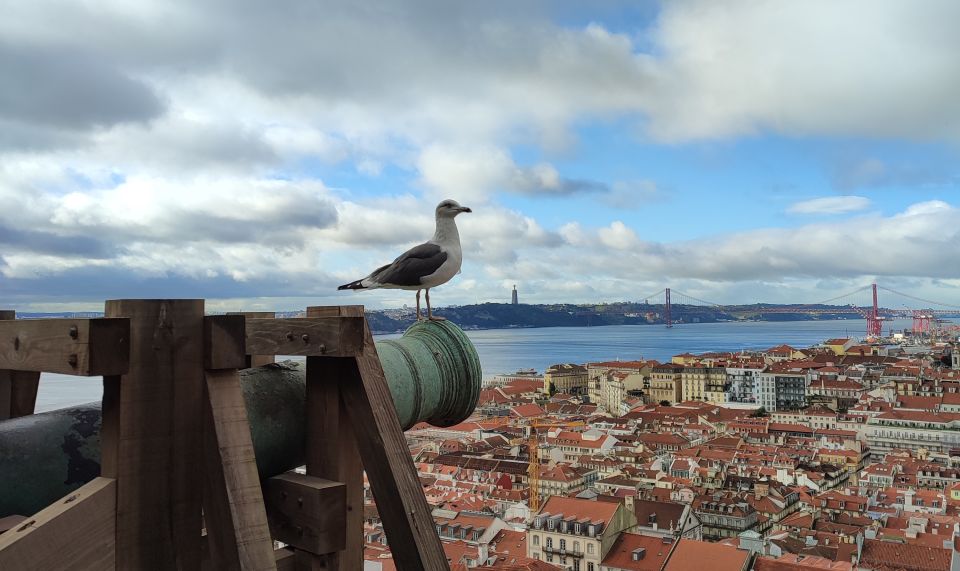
[635,283,960,337]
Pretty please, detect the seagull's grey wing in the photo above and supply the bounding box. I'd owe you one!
[373,242,448,286]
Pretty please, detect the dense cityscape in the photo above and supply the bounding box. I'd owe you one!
[361,325,960,570]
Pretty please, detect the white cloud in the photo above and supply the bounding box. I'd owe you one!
[417,145,607,203]
[4,1,960,309]
[787,196,871,215]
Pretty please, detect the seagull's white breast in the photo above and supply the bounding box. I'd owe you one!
[420,243,462,288]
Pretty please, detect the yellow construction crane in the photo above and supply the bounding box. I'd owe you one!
[527,419,586,512]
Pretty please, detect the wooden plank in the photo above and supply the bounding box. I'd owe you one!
[0,318,129,375]
[274,548,296,571]
[0,311,41,420]
[0,515,26,534]
[227,312,276,368]
[300,305,365,571]
[304,306,364,318]
[9,370,40,418]
[0,369,10,420]
[202,369,277,571]
[263,473,345,555]
[0,311,12,419]
[245,317,364,358]
[0,477,117,571]
[205,315,248,370]
[338,322,448,571]
[103,299,204,571]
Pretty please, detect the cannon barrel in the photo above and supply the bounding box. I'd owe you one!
[0,320,481,517]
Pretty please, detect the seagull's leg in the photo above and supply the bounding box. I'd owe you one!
[415,289,423,321]
[426,288,446,321]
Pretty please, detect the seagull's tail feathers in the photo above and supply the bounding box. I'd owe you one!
[338,278,382,290]
[338,263,391,291]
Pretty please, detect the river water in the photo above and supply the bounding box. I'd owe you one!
[34,318,929,412]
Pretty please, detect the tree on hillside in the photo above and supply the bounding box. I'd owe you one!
[750,406,769,417]
[659,400,671,407]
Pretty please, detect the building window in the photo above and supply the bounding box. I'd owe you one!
[533,535,539,546]
[546,537,553,549]
[588,543,595,554]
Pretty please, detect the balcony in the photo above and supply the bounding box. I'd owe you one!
[543,545,585,558]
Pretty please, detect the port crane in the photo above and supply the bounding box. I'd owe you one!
[527,419,586,511]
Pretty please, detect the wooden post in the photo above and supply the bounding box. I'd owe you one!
[102,300,205,571]
[300,306,365,571]
[227,312,276,368]
[338,320,448,570]
[0,310,41,420]
[201,315,276,571]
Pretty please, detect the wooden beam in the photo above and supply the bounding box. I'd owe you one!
[245,317,364,358]
[338,322,448,571]
[299,305,365,571]
[103,300,205,571]
[227,312,276,368]
[202,369,277,571]
[0,311,41,420]
[0,515,26,534]
[0,318,129,376]
[0,312,12,418]
[8,370,40,418]
[0,477,117,571]
[274,548,297,571]
[205,315,248,370]
[264,473,345,555]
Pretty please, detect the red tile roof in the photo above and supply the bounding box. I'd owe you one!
[663,539,749,571]
[537,496,619,525]
[859,539,950,571]
[601,533,674,571]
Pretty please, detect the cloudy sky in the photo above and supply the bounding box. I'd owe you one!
[2,0,960,312]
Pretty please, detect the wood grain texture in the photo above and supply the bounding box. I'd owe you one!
[103,299,205,571]
[338,322,448,571]
[245,317,364,358]
[0,369,10,420]
[301,305,366,571]
[0,318,129,376]
[0,312,11,419]
[205,315,248,370]
[8,370,40,418]
[227,312,276,368]
[274,548,297,571]
[0,311,58,419]
[202,369,277,571]
[0,477,117,571]
[263,473,345,555]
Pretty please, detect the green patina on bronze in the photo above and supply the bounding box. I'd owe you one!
[0,320,481,517]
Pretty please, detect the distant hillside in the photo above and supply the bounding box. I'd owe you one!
[15,302,868,335]
[365,302,863,333]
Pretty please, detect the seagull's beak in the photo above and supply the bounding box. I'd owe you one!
[458,206,472,213]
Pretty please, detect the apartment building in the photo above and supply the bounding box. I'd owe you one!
[649,364,684,405]
[681,367,727,403]
[528,496,638,571]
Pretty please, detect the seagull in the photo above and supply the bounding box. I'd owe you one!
[338,199,472,320]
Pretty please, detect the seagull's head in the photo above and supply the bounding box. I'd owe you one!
[436,199,472,219]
